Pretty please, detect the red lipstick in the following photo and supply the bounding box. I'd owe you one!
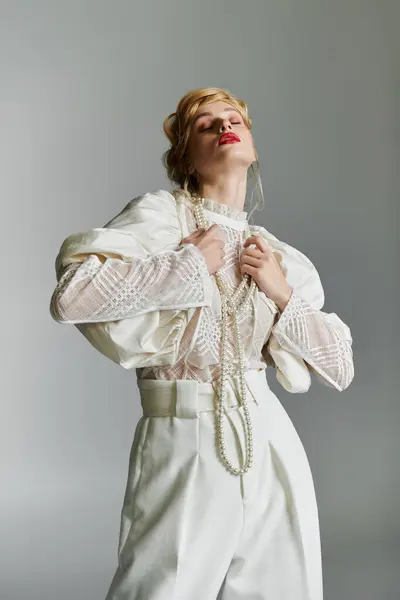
[218,132,241,145]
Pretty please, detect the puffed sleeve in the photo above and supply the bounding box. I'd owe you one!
[254,226,354,393]
[50,190,213,323]
[49,189,212,369]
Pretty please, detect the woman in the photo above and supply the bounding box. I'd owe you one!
[50,87,354,600]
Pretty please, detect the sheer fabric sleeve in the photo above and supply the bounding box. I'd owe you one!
[254,225,354,393]
[49,189,212,369]
[271,287,354,392]
[50,192,213,324]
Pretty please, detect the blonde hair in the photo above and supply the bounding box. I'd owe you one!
[162,87,265,221]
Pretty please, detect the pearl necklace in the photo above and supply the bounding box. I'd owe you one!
[192,195,278,476]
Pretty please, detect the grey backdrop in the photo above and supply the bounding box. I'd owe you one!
[1,1,398,599]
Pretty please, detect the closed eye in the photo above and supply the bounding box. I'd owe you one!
[201,121,242,132]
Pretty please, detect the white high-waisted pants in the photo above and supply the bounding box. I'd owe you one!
[104,369,323,600]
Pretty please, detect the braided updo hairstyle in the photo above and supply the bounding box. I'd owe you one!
[162,87,264,220]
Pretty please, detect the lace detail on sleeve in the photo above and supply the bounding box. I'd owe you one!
[50,243,213,324]
[271,288,354,391]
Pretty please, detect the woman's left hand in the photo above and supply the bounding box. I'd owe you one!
[240,234,293,312]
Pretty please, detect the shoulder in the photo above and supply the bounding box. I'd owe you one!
[54,190,181,280]
[100,188,183,252]
[103,189,178,229]
[250,224,325,310]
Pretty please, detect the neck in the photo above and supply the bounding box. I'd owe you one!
[197,170,247,211]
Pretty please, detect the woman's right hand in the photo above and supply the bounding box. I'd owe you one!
[180,224,227,275]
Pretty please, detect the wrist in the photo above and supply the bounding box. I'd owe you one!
[274,286,293,312]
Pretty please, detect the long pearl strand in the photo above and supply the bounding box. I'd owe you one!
[192,195,278,476]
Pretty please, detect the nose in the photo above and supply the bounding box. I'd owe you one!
[219,118,232,133]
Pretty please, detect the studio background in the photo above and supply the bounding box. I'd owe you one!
[1,1,398,599]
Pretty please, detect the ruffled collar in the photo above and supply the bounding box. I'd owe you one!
[201,196,248,222]
[172,189,249,227]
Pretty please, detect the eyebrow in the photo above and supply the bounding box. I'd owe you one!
[192,107,239,126]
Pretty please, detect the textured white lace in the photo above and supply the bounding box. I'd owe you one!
[50,243,212,323]
[136,211,275,383]
[271,288,354,391]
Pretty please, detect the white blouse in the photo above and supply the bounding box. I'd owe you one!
[50,189,354,393]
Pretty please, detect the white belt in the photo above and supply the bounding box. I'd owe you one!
[137,368,267,419]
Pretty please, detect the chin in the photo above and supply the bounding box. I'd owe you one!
[226,152,254,169]
[219,144,251,158]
